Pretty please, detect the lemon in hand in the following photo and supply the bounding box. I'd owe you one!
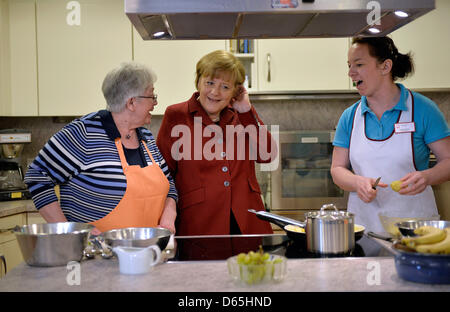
[391,180,402,192]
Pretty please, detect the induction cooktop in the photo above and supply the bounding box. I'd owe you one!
[168,234,391,261]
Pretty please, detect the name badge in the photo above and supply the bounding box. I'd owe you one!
[395,122,415,133]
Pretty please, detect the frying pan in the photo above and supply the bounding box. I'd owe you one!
[367,231,450,284]
[249,209,365,243]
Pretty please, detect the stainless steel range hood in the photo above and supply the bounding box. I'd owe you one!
[125,0,435,40]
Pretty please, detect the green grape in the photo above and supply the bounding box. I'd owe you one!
[236,253,246,264]
[246,265,265,284]
[250,252,261,264]
[255,265,266,281]
[273,258,283,264]
[235,246,284,284]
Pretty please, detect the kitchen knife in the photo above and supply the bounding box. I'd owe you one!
[372,177,381,190]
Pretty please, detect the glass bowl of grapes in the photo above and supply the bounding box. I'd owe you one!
[227,247,287,285]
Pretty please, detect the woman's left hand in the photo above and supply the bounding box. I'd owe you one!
[159,197,177,234]
[398,171,429,195]
[231,85,252,113]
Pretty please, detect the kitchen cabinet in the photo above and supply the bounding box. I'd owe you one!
[36,0,132,116]
[390,0,450,89]
[27,211,47,224]
[133,32,225,115]
[0,213,26,275]
[0,0,38,116]
[256,38,350,92]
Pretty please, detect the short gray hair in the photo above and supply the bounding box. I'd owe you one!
[102,62,157,113]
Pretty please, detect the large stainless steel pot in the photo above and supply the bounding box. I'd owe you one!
[13,222,94,267]
[250,204,355,255]
[305,204,355,255]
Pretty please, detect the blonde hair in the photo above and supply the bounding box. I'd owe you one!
[195,50,245,89]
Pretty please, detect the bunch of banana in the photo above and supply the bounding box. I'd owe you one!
[401,226,450,254]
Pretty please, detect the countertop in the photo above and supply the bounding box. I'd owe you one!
[1,204,449,293]
[1,254,449,292]
[0,200,37,217]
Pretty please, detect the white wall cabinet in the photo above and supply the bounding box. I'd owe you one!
[256,38,350,92]
[390,0,450,89]
[133,33,225,115]
[36,0,132,116]
[0,0,38,116]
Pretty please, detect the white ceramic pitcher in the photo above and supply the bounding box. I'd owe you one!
[113,245,161,275]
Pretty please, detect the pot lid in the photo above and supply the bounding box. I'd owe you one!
[306,204,354,221]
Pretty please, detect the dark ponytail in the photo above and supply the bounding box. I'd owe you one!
[352,36,414,81]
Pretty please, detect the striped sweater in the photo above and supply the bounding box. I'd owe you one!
[24,110,178,223]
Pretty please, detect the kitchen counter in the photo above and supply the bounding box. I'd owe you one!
[0,200,37,217]
[1,254,449,292]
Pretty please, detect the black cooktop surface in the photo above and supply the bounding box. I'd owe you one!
[169,234,391,261]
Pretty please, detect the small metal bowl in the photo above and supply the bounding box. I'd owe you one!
[394,220,450,237]
[379,214,440,237]
[101,227,171,251]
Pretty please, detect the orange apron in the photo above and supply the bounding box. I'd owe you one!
[89,138,170,232]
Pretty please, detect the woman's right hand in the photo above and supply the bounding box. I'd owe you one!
[90,227,102,236]
[355,176,387,203]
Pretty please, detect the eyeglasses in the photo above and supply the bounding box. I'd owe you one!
[136,94,158,102]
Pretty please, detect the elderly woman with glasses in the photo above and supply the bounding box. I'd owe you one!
[157,50,277,235]
[25,62,178,234]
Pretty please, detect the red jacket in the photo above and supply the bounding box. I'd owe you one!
[156,93,276,235]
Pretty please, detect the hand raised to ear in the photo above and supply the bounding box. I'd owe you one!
[231,85,251,113]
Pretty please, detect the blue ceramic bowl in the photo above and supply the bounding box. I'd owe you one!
[394,248,450,284]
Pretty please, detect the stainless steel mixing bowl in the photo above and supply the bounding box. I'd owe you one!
[13,222,94,267]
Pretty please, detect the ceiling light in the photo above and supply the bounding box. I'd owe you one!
[142,14,173,39]
[368,27,381,34]
[394,11,409,18]
[153,31,165,37]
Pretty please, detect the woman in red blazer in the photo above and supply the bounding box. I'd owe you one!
[156,50,276,235]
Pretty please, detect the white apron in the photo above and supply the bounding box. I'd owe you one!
[348,90,437,233]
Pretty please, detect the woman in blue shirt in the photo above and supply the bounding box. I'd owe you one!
[331,36,450,232]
